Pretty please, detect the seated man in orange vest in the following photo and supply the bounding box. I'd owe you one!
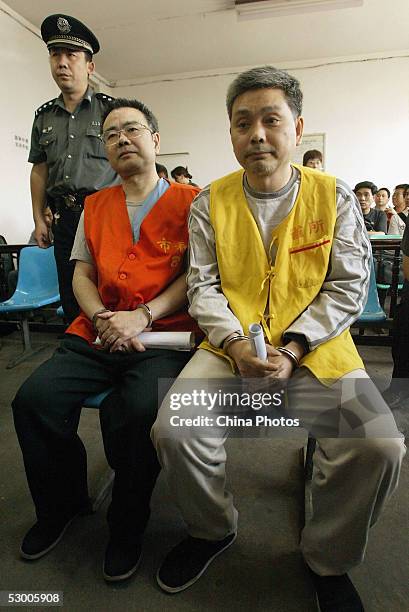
[12,98,199,582]
[151,67,405,611]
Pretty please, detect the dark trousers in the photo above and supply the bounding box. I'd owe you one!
[391,293,409,389]
[12,335,190,544]
[52,209,82,323]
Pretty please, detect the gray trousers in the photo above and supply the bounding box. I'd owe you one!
[151,349,406,576]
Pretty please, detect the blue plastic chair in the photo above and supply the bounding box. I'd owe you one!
[357,257,387,324]
[0,246,60,368]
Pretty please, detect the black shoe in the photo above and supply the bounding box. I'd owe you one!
[157,532,236,593]
[21,515,80,560]
[20,500,92,560]
[103,540,142,582]
[308,568,364,612]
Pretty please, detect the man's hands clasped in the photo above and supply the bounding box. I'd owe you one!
[95,309,151,353]
[227,340,295,379]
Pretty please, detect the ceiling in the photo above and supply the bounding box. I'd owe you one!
[5,0,409,84]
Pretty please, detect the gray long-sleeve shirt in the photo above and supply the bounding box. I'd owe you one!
[187,168,371,351]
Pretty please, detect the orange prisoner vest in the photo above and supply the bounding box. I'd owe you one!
[67,182,200,344]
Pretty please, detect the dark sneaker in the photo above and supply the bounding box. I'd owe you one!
[103,540,142,582]
[308,568,364,612]
[157,532,236,593]
[20,500,92,560]
[21,515,79,560]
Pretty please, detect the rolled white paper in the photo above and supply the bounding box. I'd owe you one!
[138,332,195,350]
[94,331,195,351]
[248,323,267,360]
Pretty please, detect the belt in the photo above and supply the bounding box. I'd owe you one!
[49,192,94,213]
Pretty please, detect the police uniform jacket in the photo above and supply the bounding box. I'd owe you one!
[28,86,117,199]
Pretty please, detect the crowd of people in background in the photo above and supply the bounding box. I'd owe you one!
[300,150,409,237]
[353,181,409,235]
[155,163,199,188]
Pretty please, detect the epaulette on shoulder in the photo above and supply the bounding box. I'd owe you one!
[96,93,115,103]
[35,99,56,117]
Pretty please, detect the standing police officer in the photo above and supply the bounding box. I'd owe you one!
[29,14,117,322]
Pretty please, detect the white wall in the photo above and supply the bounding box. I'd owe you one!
[0,7,54,242]
[1,0,408,242]
[0,5,112,242]
[116,75,240,187]
[116,56,409,191]
[299,57,409,188]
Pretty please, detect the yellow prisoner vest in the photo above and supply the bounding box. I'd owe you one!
[200,165,364,381]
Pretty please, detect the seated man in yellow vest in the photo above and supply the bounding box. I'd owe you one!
[151,67,405,611]
[12,98,199,582]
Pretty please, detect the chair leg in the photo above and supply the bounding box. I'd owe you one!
[6,318,48,369]
[21,317,32,351]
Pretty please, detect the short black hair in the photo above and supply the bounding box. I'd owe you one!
[376,187,390,198]
[171,166,192,180]
[354,181,377,195]
[156,163,168,178]
[394,183,409,192]
[101,98,159,133]
[303,149,322,166]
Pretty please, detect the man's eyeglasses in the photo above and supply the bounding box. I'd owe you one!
[101,123,154,146]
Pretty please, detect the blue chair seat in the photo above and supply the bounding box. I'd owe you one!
[358,309,387,323]
[0,246,60,368]
[83,388,113,408]
[357,257,387,324]
[0,246,59,312]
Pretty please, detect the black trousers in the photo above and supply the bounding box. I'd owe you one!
[391,293,409,388]
[52,209,82,323]
[12,334,190,544]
